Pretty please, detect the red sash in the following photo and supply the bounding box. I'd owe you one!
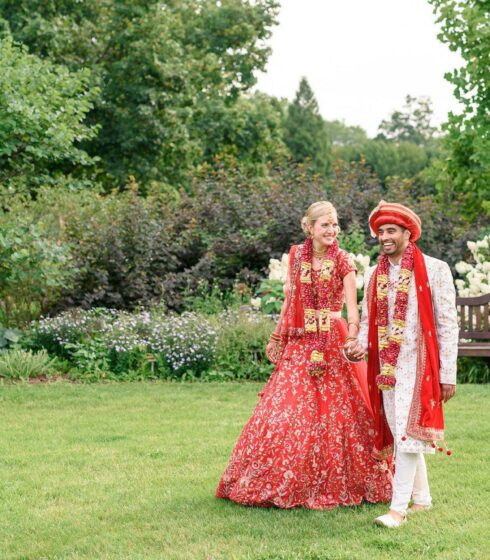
[367,244,444,458]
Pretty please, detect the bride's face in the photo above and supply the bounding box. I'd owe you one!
[309,213,339,247]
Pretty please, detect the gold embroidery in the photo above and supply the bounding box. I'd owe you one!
[389,318,406,345]
[300,261,312,284]
[319,259,335,281]
[310,350,324,362]
[318,308,331,332]
[397,268,412,293]
[377,274,389,299]
[304,308,316,333]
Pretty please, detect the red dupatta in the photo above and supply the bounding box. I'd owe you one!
[367,243,444,459]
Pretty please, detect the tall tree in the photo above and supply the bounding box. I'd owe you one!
[283,77,331,177]
[377,95,438,147]
[324,120,368,146]
[0,37,98,197]
[0,0,280,190]
[428,0,490,218]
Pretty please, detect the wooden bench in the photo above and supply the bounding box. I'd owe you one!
[456,293,490,357]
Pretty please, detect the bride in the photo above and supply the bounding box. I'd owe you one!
[216,201,392,509]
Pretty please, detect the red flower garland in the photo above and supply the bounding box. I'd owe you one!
[300,238,339,376]
[375,242,414,390]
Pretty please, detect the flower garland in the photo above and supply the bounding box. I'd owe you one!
[375,242,414,390]
[300,237,339,376]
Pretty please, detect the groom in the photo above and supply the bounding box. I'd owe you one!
[347,201,458,528]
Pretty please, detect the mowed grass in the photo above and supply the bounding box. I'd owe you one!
[0,382,488,560]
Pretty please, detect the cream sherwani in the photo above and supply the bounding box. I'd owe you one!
[359,254,459,454]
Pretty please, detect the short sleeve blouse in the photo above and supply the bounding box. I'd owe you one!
[336,250,357,279]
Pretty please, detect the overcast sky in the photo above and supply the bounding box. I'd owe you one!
[255,0,463,137]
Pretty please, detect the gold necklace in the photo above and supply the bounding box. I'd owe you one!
[313,246,327,259]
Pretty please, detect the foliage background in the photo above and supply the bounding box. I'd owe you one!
[0,0,488,379]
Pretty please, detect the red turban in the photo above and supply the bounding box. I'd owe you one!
[369,200,422,242]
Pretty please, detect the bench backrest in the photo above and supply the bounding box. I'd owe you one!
[456,292,490,340]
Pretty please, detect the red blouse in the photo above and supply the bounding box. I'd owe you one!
[311,250,357,312]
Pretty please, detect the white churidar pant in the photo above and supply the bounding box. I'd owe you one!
[390,449,432,515]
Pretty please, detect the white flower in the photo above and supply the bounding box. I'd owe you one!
[455,261,473,275]
[250,297,262,310]
[469,283,483,296]
[268,255,288,283]
[481,283,490,294]
[268,267,283,282]
[355,253,371,270]
[455,279,466,290]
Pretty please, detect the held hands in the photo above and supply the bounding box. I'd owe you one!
[343,339,366,362]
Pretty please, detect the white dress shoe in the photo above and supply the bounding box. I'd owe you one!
[375,513,407,528]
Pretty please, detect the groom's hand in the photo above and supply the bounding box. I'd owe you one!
[440,383,456,403]
[344,340,365,361]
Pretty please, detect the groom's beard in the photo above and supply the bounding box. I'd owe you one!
[380,238,408,259]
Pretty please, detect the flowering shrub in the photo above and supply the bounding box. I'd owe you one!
[207,309,274,381]
[146,313,217,377]
[252,253,289,314]
[350,253,371,291]
[29,308,217,379]
[268,253,290,283]
[455,235,490,296]
[30,308,118,358]
[254,280,285,314]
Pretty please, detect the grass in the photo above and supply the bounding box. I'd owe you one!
[0,382,488,560]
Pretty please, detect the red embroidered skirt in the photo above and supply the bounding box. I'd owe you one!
[216,319,392,509]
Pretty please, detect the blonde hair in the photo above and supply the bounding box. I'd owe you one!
[301,201,338,235]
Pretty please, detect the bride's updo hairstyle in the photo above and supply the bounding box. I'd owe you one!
[301,201,338,236]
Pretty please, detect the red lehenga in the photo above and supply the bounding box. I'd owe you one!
[216,244,392,509]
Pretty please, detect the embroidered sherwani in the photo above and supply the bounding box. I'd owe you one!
[359,254,458,454]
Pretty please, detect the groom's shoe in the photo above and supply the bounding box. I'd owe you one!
[375,511,407,528]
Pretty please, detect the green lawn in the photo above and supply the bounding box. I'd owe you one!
[0,382,488,560]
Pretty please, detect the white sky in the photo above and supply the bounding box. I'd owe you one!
[255,0,463,137]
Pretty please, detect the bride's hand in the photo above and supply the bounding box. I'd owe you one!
[344,340,365,361]
[266,341,281,364]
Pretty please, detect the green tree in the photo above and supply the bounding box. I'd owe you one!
[377,95,438,147]
[0,0,280,190]
[0,37,98,197]
[283,77,331,176]
[325,119,368,146]
[0,219,75,326]
[428,0,490,218]
[193,92,288,170]
[331,97,437,184]
[334,140,429,184]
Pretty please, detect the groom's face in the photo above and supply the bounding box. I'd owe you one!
[377,224,410,259]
